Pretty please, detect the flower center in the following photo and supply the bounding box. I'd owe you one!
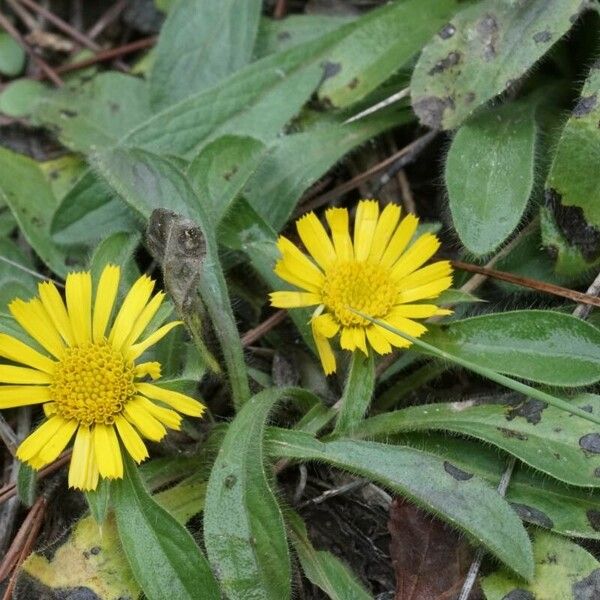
[51,341,136,426]
[321,260,397,327]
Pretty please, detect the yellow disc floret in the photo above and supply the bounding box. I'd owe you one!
[51,341,135,426]
[321,260,396,327]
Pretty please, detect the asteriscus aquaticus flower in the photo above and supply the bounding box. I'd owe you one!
[270,200,453,374]
[0,265,204,490]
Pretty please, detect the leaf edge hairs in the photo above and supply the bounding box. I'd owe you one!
[0,265,205,491]
[270,200,453,374]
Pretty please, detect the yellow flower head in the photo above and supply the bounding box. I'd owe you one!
[270,200,453,374]
[0,265,205,490]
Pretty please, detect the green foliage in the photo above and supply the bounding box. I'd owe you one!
[0,32,25,76]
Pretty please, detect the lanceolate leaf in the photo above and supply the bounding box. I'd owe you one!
[482,530,600,600]
[357,394,600,488]
[423,311,600,387]
[113,457,220,600]
[93,147,250,408]
[204,388,292,600]
[267,429,534,580]
[150,0,262,110]
[446,97,538,255]
[403,433,600,540]
[411,0,582,129]
[543,63,600,274]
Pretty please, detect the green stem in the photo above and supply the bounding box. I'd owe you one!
[350,309,600,428]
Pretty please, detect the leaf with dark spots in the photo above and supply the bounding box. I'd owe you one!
[438,23,456,39]
[533,30,552,43]
[411,0,581,129]
[321,60,342,80]
[443,461,473,481]
[510,503,554,529]
[587,510,600,532]
[579,433,600,454]
[412,95,454,130]
[595,467,600,477]
[388,498,474,600]
[497,427,528,441]
[573,93,598,117]
[428,51,461,75]
[507,400,547,426]
[483,530,600,600]
[572,569,600,600]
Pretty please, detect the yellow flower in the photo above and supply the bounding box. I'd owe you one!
[270,200,453,374]
[0,265,205,491]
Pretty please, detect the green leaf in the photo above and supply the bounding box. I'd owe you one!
[254,15,354,58]
[482,530,600,600]
[287,511,372,600]
[85,479,111,525]
[543,63,600,274]
[357,393,600,488]
[0,147,70,276]
[404,433,600,540]
[411,0,582,129]
[423,310,600,387]
[150,0,262,110]
[32,73,152,152]
[51,171,139,247]
[446,98,538,255]
[0,32,25,76]
[16,463,37,507]
[113,456,220,600]
[0,238,38,309]
[268,429,534,580]
[243,111,412,231]
[0,80,47,117]
[187,135,267,225]
[204,388,292,599]
[334,351,375,435]
[93,147,250,408]
[88,231,141,287]
[318,0,467,109]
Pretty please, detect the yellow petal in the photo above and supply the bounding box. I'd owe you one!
[270,291,320,308]
[388,304,444,319]
[368,204,402,263]
[9,298,65,358]
[391,233,440,281]
[38,281,74,345]
[134,361,162,380]
[68,426,99,490]
[94,423,123,479]
[0,333,56,373]
[398,277,453,304]
[110,274,155,350]
[136,383,205,417]
[126,321,181,362]
[366,326,391,355]
[310,320,336,375]
[311,313,339,338]
[66,272,93,345]
[137,396,182,430]
[124,398,167,441]
[43,402,57,417]
[123,292,165,349]
[277,237,324,287]
[340,327,356,351]
[0,385,51,409]
[353,200,379,261]
[325,208,353,261]
[296,212,335,269]
[386,311,427,338]
[380,214,419,268]
[0,366,51,385]
[92,265,120,342]
[399,261,452,290]
[274,262,321,293]
[353,327,368,355]
[376,323,411,349]
[115,415,149,463]
[17,416,64,462]
[35,418,77,466]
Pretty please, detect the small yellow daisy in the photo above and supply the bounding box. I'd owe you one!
[270,200,453,374]
[0,265,205,490]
